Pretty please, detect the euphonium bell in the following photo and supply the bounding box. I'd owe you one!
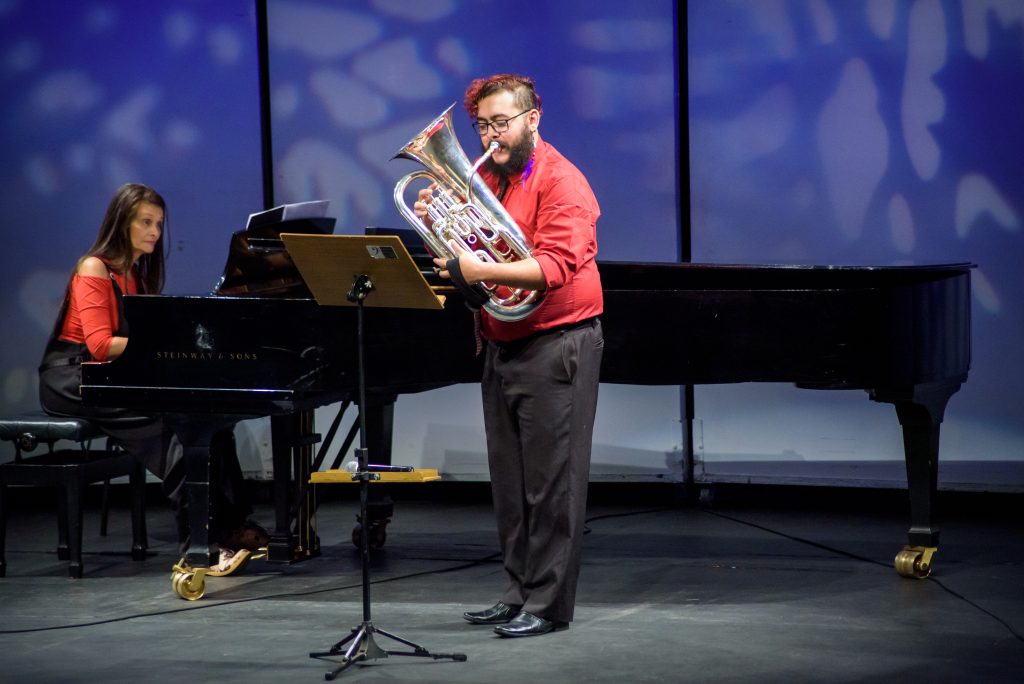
[392,103,541,322]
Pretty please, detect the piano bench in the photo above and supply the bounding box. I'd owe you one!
[0,412,148,579]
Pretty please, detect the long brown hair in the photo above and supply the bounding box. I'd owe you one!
[50,183,169,337]
[83,183,168,293]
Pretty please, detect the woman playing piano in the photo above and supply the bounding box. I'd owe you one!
[38,182,266,575]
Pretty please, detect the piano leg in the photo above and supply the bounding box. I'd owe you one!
[167,415,248,600]
[167,418,220,600]
[872,379,963,578]
[354,394,396,550]
[267,411,320,563]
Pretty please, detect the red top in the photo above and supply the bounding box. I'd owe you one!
[478,135,603,342]
[58,266,139,361]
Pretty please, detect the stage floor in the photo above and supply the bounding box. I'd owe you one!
[1,484,1022,682]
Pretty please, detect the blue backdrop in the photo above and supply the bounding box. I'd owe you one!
[688,0,1024,478]
[262,0,679,260]
[2,0,1021,484]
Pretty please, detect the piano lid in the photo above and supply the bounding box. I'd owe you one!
[212,217,335,298]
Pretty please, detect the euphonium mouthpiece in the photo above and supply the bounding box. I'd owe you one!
[469,142,501,207]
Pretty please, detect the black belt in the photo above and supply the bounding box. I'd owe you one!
[491,316,600,348]
[549,316,600,335]
[39,355,87,372]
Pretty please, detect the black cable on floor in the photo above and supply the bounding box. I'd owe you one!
[6,505,1020,646]
[703,509,892,568]
[925,576,1024,643]
[704,508,1024,645]
[582,507,675,535]
[0,506,677,635]
[0,549,503,635]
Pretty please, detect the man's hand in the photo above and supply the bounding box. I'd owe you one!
[413,183,437,225]
[434,241,546,291]
[432,241,484,283]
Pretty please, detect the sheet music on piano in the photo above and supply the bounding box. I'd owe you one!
[214,200,336,297]
[246,199,330,230]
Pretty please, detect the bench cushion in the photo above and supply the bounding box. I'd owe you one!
[0,411,104,444]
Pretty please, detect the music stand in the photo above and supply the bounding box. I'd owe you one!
[280,234,466,679]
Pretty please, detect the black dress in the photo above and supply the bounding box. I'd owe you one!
[39,271,252,547]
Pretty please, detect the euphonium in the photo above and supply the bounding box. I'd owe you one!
[392,103,541,322]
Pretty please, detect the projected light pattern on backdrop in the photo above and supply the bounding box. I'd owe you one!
[0,1,682,480]
[0,1,262,414]
[264,0,679,263]
[260,0,684,480]
[689,0,1024,468]
[6,0,1018,483]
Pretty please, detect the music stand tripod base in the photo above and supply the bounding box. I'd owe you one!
[283,236,466,679]
[308,456,466,678]
[310,619,467,679]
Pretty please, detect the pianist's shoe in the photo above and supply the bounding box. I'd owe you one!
[207,548,252,577]
[220,519,269,552]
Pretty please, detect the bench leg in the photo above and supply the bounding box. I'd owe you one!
[0,482,7,578]
[56,487,70,561]
[100,479,111,537]
[129,460,148,560]
[63,472,85,579]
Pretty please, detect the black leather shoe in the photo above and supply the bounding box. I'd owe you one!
[493,611,565,637]
[463,602,520,625]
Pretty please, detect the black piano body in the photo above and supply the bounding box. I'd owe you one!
[599,260,971,577]
[82,248,971,589]
[79,290,482,572]
[82,221,483,592]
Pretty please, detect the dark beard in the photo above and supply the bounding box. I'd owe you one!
[482,131,534,181]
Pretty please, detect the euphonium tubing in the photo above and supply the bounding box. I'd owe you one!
[392,103,541,322]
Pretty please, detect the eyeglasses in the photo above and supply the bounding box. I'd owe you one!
[472,109,532,135]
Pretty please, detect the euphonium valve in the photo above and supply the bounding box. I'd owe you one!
[392,103,541,322]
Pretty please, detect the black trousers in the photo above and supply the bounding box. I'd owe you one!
[39,341,184,505]
[482,318,603,623]
[39,342,251,545]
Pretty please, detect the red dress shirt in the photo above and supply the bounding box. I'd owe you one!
[478,135,603,342]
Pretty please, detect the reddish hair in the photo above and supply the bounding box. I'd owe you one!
[462,74,543,119]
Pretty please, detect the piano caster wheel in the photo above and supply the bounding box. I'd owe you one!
[171,560,207,600]
[894,545,937,579]
[351,519,389,550]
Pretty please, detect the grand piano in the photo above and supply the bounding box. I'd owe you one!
[81,222,971,598]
